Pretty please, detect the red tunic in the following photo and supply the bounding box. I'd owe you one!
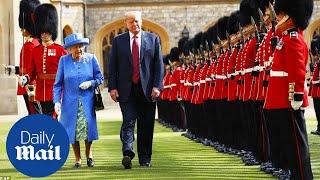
[17,38,40,95]
[160,71,171,100]
[227,47,239,101]
[191,64,201,104]
[169,67,181,101]
[212,52,226,100]
[264,29,309,109]
[196,63,208,104]
[221,51,230,99]
[256,29,273,101]
[184,67,195,101]
[309,62,320,98]
[242,38,257,101]
[203,62,214,101]
[26,43,67,102]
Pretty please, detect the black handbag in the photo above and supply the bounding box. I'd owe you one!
[94,86,104,111]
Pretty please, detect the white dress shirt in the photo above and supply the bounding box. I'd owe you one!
[129,31,142,58]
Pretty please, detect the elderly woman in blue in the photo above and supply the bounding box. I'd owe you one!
[53,33,103,168]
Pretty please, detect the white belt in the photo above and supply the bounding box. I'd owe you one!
[171,83,177,87]
[185,82,192,86]
[312,80,320,84]
[194,82,199,86]
[235,71,243,75]
[227,74,231,78]
[180,80,185,83]
[244,68,253,73]
[205,77,212,82]
[200,80,206,84]
[215,75,226,80]
[163,85,171,88]
[230,72,237,76]
[270,70,288,77]
[258,66,265,71]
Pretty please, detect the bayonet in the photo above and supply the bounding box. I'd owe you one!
[226,31,231,51]
[258,8,267,33]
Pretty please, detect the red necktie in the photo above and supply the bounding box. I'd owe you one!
[132,36,140,84]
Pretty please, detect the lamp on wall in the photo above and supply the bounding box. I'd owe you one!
[181,26,189,39]
[181,7,189,39]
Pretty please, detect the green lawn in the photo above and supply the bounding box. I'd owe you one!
[0,118,319,179]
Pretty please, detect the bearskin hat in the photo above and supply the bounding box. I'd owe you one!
[163,55,170,65]
[227,11,240,35]
[207,24,218,45]
[169,47,180,62]
[217,16,229,40]
[183,38,194,56]
[178,37,188,55]
[311,35,320,56]
[259,0,274,13]
[201,31,209,48]
[34,3,58,41]
[193,32,203,51]
[240,0,259,26]
[19,0,40,36]
[274,0,313,30]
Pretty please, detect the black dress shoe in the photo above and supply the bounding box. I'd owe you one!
[122,156,132,169]
[140,162,151,167]
[73,162,81,168]
[87,158,94,167]
[311,130,320,135]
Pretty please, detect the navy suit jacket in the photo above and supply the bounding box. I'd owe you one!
[108,31,164,102]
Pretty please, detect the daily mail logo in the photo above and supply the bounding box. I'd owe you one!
[6,115,69,177]
[15,131,61,161]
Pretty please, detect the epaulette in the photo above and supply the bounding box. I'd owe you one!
[289,31,298,39]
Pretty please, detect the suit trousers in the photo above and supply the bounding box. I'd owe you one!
[313,98,320,131]
[119,82,156,164]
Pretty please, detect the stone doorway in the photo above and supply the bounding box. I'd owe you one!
[92,18,170,87]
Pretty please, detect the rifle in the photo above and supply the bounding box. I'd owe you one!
[258,8,267,34]
[269,2,278,53]
[251,16,260,51]
[226,31,232,52]
[217,36,224,54]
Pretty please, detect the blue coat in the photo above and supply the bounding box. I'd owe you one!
[108,31,164,102]
[53,53,104,144]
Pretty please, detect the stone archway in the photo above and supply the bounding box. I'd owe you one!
[305,18,320,48]
[93,18,170,87]
[62,25,74,43]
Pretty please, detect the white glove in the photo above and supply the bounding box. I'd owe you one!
[291,101,303,110]
[79,81,92,90]
[18,76,28,87]
[54,103,61,115]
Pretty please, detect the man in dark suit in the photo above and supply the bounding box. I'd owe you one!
[108,11,164,169]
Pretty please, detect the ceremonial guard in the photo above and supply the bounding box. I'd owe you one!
[19,4,67,116]
[309,36,320,136]
[17,0,40,114]
[264,0,314,179]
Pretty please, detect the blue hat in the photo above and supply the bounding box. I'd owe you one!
[63,33,89,49]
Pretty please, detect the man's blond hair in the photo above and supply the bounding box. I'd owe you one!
[124,11,142,20]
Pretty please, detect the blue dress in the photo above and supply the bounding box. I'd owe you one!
[53,53,104,144]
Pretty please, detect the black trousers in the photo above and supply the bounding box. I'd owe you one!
[23,94,32,115]
[119,82,156,164]
[266,108,313,180]
[313,98,320,131]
